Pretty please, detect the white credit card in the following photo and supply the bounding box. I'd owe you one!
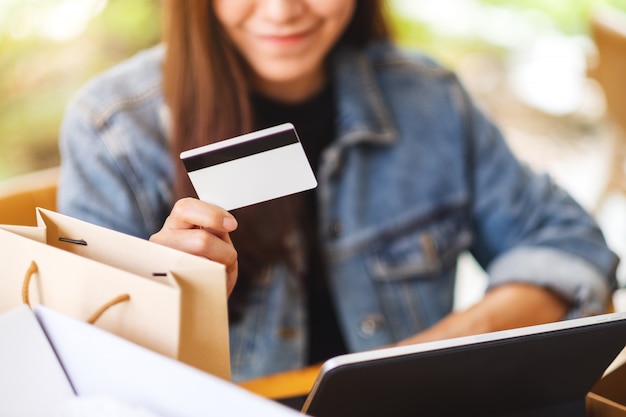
[180,123,317,211]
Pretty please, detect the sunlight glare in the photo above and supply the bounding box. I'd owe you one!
[41,0,108,41]
[2,0,108,42]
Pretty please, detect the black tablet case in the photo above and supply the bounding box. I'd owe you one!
[301,313,626,417]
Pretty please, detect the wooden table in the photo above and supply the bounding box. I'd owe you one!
[238,364,321,399]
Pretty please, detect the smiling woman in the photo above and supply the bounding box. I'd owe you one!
[212,0,356,102]
[54,0,618,385]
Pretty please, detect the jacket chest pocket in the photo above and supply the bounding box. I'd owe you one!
[366,213,472,282]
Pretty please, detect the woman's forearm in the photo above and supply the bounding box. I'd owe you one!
[396,283,569,346]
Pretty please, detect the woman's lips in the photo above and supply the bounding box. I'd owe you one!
[256,27,317,47]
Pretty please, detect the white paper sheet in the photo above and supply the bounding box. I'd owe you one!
[0,305,75,416]
[35,306,303,417]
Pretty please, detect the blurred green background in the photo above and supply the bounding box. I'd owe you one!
[0,0,161,180]
[1,0,625,181]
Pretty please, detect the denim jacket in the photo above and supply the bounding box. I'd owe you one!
[58,42,618,382]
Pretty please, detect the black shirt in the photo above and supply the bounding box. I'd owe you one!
[251,83,348,364]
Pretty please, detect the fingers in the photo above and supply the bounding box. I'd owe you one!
[161,227,238,267]
[164,197,238,234]
[149,198,239,295]
[153,227,239,295]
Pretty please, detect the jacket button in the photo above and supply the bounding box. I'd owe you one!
[359,314,385,338]
[276,327,298,339]
[328,220,342,239]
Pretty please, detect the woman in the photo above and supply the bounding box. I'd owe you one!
[58,0,618,382]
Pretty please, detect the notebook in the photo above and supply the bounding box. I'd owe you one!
[280,312,626,417]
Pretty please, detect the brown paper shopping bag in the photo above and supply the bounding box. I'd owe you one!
[0,208,230,380]
[587,348,626,417]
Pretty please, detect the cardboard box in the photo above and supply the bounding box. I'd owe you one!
[587,348,626,416]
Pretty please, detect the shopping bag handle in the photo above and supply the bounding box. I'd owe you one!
[22,260,131,324]
[21,260,38,307]
[85,293,131,324]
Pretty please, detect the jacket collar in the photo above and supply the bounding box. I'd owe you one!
[331,43,398,148]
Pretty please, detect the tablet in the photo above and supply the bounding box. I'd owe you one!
[300,312,626,417]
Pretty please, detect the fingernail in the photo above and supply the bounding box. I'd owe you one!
[223,216,238,231]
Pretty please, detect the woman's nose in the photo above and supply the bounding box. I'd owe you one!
[259,0,306,23]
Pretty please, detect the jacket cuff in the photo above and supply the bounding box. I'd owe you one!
[487,247,612,318]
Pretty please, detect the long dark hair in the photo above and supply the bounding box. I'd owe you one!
[162,1,390,317]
